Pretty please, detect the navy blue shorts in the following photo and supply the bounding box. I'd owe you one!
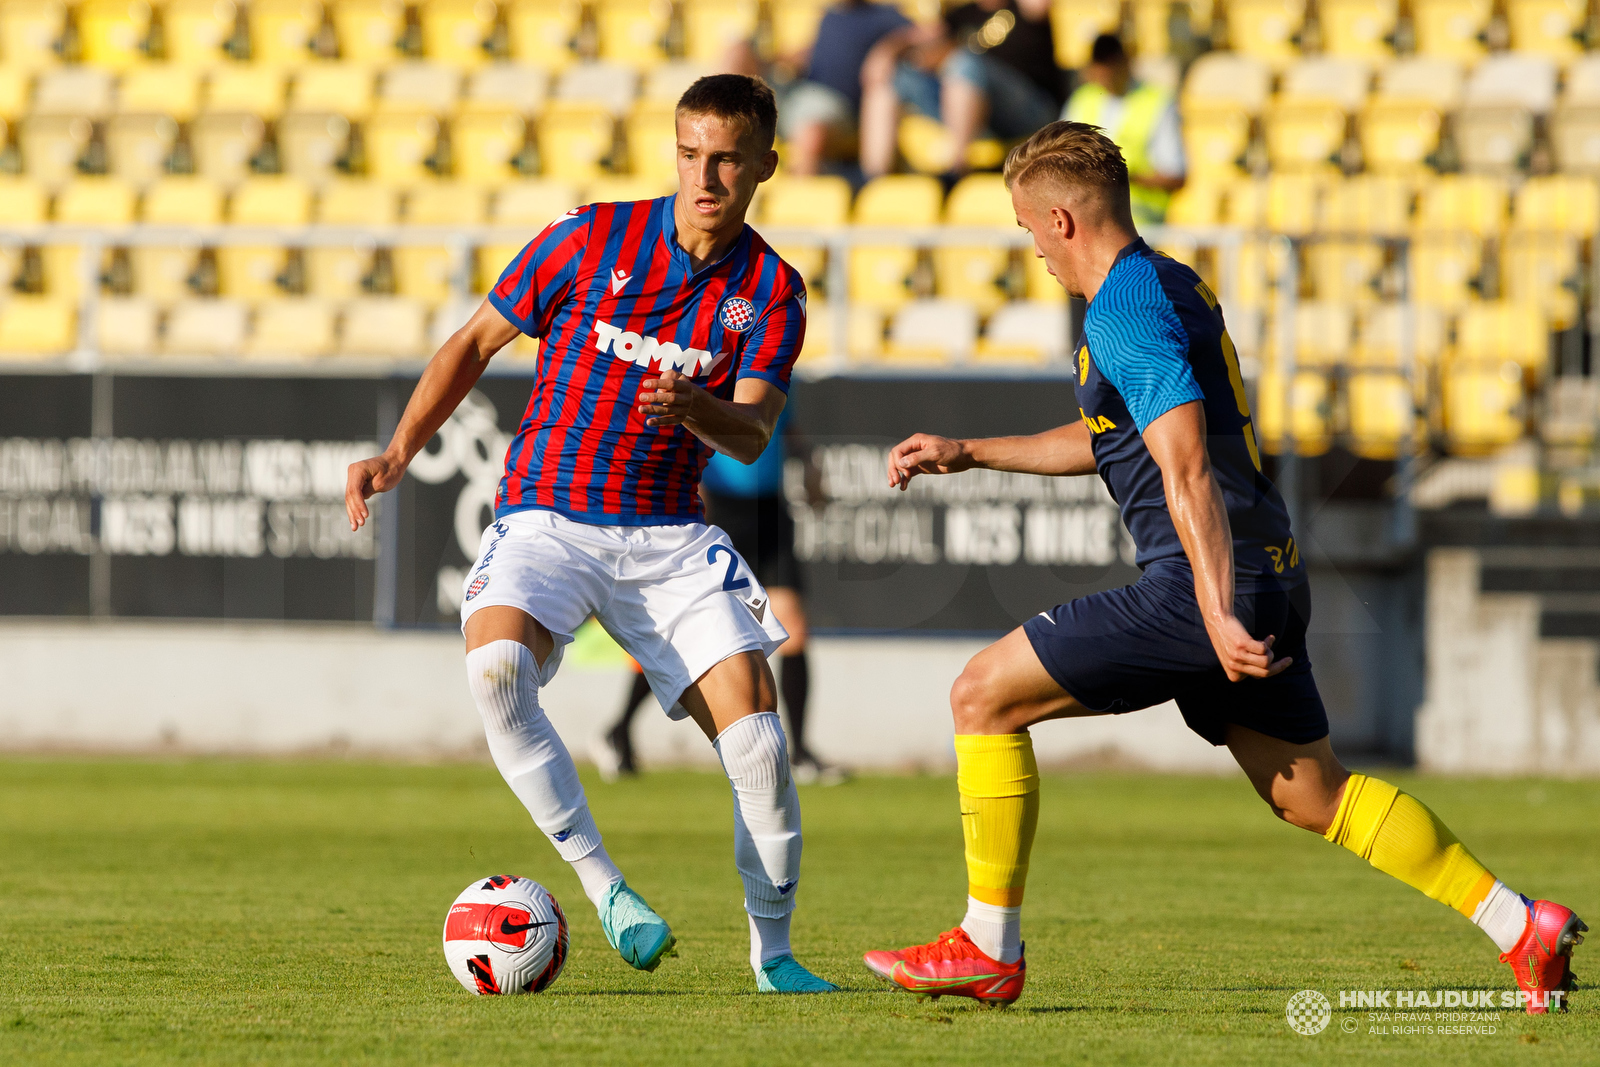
[1022,567,1329,747]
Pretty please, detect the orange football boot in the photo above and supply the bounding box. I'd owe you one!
[862,927,1025,1005]
[1501,899,1586,1014]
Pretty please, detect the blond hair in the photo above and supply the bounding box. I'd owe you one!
[1002,121,1130,215]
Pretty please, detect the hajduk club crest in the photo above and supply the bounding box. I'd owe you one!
[719,297,755,333]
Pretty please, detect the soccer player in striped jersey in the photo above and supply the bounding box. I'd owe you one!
[862,122,1584,1011]
[345,75,836,994]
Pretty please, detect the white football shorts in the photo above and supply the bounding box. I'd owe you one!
[459,508,789,719]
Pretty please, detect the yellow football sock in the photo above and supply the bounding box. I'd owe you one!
[1324,773,1496,917]
[955,733,1040,907]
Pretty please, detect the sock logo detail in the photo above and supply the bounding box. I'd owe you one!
[552,828,573,842]
[776,879,796,895]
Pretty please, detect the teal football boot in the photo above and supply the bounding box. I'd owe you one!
[756,955,839,993]
[599,880,676,971]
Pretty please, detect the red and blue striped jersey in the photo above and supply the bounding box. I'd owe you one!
[487,195,807,526]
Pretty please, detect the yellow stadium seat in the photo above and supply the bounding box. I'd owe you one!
[536,103,615,183]
[249,297,337,357]
[1356,303,1448,368]
[1050,0,1121,69]
[1020,250,1065,303]
[394,181,486,304]
[406,180,488,223]
[1265,171,1330,235]
[317,177,399,223]
[770,0,829,56]
[505,0,580,69]
[1166,182,1226,225]
[1318,0,1398,60]
[1216,235,1281,309]
[934,174,1014,316]
[798,301,883,362]
[248,0,321,68]
[1358,102,1442,173]
[492,178,579,224]
[118,66,201,121]
[75,0,150,71]
[219,177,311,300]
[1181,107,1251,180]
[849,175,941,312]
[54,176,136,224]
[377,62,462,114]
[1442,362,1524,453]
[1500,231,1580,332]
[135,176,223,304]
[1256,369,1333,455]
[95,296,159,357]
[975,302,1068,364]
[1181,53,1273,115]
[1374,55,1464,109]
[1320,175,1412,236]
[0,0,65,73]
[419,0,497,67]
[365,112,442,186]
[681,0,757,64]
[625,103,679,185]
[1512,174,1600,236]
[0,176,47,223]
[1130,0,1172,58]
[595,0,670,69]
[585,175,670,202]
[1293,300,1356,367]
[33,64,114,117]
[553,61,639,114]
[165,298,248,355]
[759,174,850,286]
[883,299,976,364]
[331,0,405,65]
[1263,103,1347,171]
[0,296,75,354]
[306,179,395,298]
[190,112,268,187]
[1454,301,1548,376]
[1414,174,1507,235]
[1550,106,1600,175]
[1305,239,1383,303]
[1347,372,1415,458]
[1412,0,1491,63]
[1226,0,1307,69]
[1506,0,1585,63]
[462,62,547,115]
[162,0,237,68]
[896,113,1004,175]
[276,112,351,187]
[39,243,97,300]
[0,67,27,120]
[1279,55,1371,110]
[341,296,429,356]
[103,114,179,188]
[290,64,375,117]
[1407,232,1481,308]
[451,111,526,184]
[1454,107,1534,175]
[206,67,287,118]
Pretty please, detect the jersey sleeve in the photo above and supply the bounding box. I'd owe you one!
[736,275,807,393]
[487,207,592,338]
[1086,280,1203,433]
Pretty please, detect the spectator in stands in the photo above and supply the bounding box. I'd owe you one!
[1062,34,1185,225]
[894,0,1064,179]
[727,1,920,179]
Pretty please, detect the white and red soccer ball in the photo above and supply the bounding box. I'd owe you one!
[442,875,568,995]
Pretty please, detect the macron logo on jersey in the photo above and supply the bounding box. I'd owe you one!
[592,319,720,376]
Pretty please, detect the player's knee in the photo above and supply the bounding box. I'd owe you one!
[950,660,1005,733]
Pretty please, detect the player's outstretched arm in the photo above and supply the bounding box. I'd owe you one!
[886,421,1096,489]
[345,300,521,531]
[1142,401,1289,682]
[636,371,785,464]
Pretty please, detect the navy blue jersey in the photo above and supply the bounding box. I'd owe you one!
[1076,239,1302,592]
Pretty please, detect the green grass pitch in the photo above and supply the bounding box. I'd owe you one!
[1,759,1596,1065]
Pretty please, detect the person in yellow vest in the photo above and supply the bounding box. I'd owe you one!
[1063,34,1185,225]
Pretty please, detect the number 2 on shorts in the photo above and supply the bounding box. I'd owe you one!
[706,544,750,592]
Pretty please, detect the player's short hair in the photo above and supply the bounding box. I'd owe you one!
[1090,33,1126,65]
[1003,120,1131,215]
[676,74,778,151]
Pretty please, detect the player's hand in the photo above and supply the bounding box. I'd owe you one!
[887,433,972,490]
[344,452,407,532]
[638,369,700,427]
[1205,614,1291,682]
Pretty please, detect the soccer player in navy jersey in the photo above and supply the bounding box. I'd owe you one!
[344,75,836,994]
[862,122,1584,1010]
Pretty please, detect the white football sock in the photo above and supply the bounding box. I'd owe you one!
[1472,880,1532,954]
[466,640,619,908]
[714,712,803,944]
[961,896,1022,964]
[748,912,793,970]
